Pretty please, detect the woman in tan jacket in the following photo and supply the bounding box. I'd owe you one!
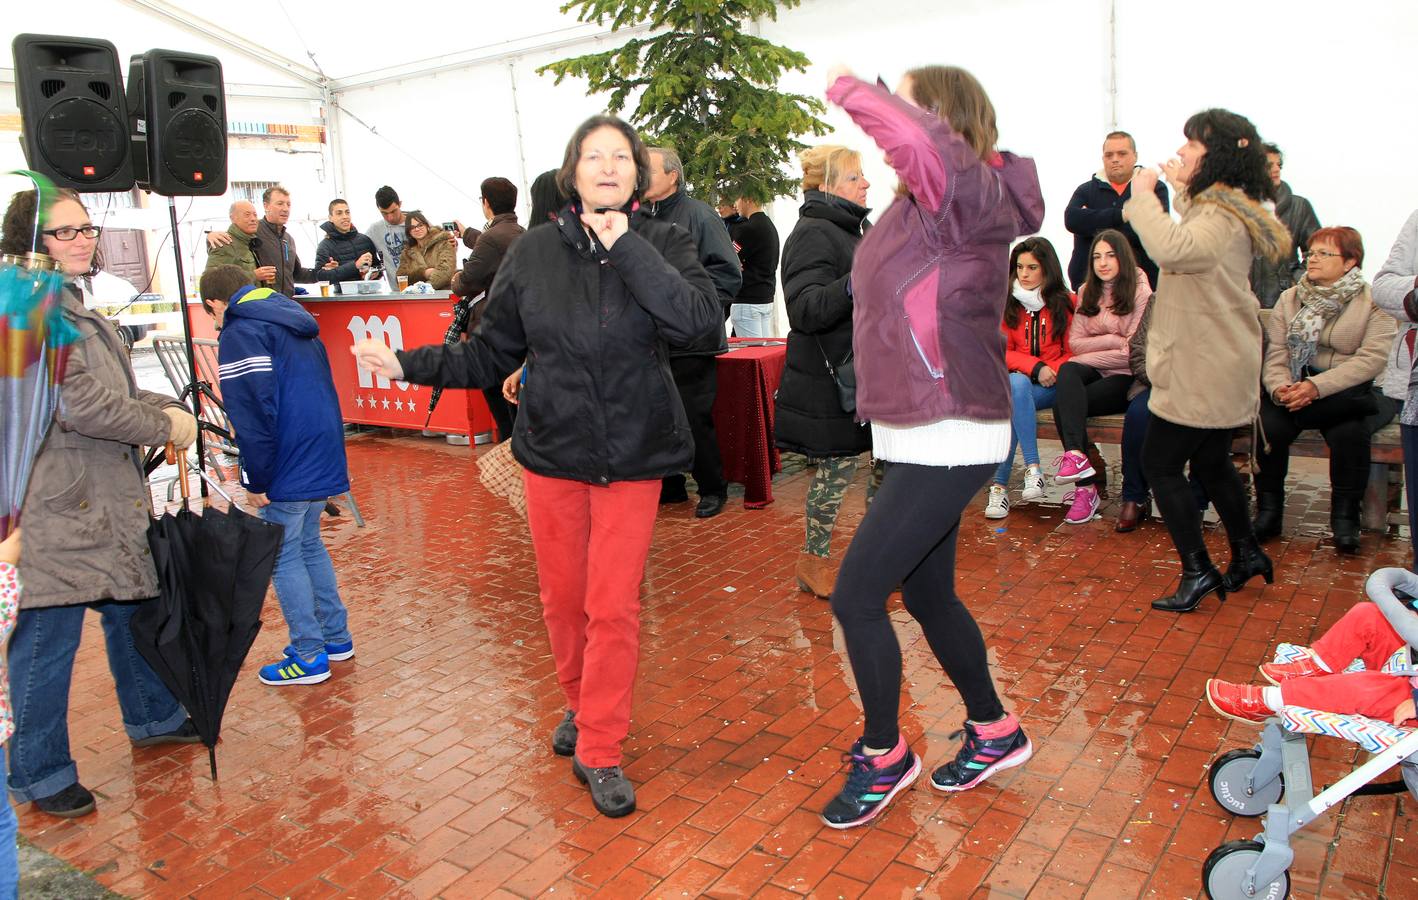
[1124,108,1290,614]
[396,211,456,289]
[1,189,201,818]
[1255,226,1394,553]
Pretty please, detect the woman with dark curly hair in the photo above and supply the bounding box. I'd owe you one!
[1124,109,1291,613]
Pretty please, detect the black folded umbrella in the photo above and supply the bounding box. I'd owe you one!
[132,446,283,779]
[423,296,475,428]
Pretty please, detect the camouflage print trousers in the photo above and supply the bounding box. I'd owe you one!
[804,454,883,558]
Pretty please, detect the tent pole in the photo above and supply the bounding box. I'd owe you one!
[168,197,208,498]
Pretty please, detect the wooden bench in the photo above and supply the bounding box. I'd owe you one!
[1035,410,1404,531]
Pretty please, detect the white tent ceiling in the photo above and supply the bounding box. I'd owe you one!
[4,0,618,96]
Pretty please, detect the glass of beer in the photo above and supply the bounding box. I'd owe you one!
[397,275,409,291]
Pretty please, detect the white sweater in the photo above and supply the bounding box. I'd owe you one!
[870,418,1010,467]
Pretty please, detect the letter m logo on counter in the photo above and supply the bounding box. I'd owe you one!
[347,314,409,391]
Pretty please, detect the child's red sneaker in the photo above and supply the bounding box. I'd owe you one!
[1206,679,1273,724]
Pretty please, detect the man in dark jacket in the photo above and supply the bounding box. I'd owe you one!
[203,200,276,286]
[199,265,354,688]
[314,199,378,292]
[644,147,743,517]
[1249,143,1320,308]
[204,186,321,295]
[1064,131,1170,289]
[453,176,526,442]
[727,196,780,338]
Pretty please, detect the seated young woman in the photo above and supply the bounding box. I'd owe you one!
[1051,229,1151,525]
[985,237,1074,518]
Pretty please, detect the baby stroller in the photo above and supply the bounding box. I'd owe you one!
[1202,567,1418,899]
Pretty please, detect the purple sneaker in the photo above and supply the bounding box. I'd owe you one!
[1053,450,1095,484]
[1063,485,1099,525]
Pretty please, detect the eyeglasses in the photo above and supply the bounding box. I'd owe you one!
[42,225,102,241]
[1306,249,1342,261]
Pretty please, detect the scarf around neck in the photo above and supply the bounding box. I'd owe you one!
[1286,266,1365,380]
[1012,284,1045,313]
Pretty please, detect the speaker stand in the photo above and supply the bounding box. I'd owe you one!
[166,195,210,499]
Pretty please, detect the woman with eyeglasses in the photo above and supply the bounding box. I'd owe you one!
[1123,109,1291,613]
[396,211,456,289]
[0,188,202,819]
[1254,227,1395,553]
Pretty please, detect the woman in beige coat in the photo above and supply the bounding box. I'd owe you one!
[1255,226,1394,553]
[396,211,456,290]
[1124,108,1290,614]
[0,189,201,818]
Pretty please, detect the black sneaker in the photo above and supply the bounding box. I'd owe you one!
[552,710,577,757]
[929,716,1032,792]
[820,738,920,830]
[572,757,636,817]
[132,718,204,748]
[35,783,96,818]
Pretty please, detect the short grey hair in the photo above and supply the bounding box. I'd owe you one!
[648,146,683,188]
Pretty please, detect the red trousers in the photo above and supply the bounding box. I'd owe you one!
[522,471,659,767]
[1283,603,1412,722]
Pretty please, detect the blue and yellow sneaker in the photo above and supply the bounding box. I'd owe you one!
[820,737,920,829]
[325,640,355,662]
[258,651,331,686]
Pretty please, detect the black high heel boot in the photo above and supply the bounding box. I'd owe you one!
[1222,536,1274,592]
[1331,496,1361,554]
[1152,549,1227,613]
[1251,492,1284,543]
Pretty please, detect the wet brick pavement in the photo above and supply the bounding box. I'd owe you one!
[15,432,1418,899]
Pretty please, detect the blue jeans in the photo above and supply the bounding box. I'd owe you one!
[1122,389,1210,508]
[994,373,1057,485]
[7,601,186,802]
[730,303,774,338]
[260,500,351,662]
[0,747,14,899]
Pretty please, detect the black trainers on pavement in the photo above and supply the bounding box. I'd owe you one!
[132,718,204,748]
[35,782,96,818]
[552,710,577,757]
[572,756,636,817]
[930,716,1032,792]
[820,738,920,829]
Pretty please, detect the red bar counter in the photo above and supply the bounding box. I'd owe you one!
[187,292,494,436]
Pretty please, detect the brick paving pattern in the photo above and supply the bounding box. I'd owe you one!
[15,434,1418,898]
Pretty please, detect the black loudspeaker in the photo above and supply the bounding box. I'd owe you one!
[127,49,227,196]
[11,34,135,192]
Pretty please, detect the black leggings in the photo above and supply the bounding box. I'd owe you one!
[830,462,1003,749]
[1053,362,1133,486]
[1142,416,1253,558]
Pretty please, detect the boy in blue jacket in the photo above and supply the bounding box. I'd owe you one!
[199,265,355,686]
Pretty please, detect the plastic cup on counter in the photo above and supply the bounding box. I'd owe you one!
[319,283,331,297]
[397,275,409,291]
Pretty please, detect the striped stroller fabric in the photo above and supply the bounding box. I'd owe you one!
[1272,642,1410,674]
[1278,705,1413,754]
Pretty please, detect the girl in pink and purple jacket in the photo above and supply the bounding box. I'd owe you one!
[816,66,1043,830]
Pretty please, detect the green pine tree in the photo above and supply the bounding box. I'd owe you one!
[539,0,829,203]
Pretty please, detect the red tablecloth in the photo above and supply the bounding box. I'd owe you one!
[714,339,787,508]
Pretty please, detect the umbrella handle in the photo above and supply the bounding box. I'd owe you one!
[165,443,190,502]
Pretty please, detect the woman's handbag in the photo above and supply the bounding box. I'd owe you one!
[476,440,527,519]
[815,337,856,414]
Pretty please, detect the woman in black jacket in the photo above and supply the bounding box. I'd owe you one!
[353,115,719,819]
[774,144,878,600]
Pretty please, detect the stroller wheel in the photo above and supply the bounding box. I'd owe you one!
[1203,840,1290,899]
[1209,749,1282,817]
